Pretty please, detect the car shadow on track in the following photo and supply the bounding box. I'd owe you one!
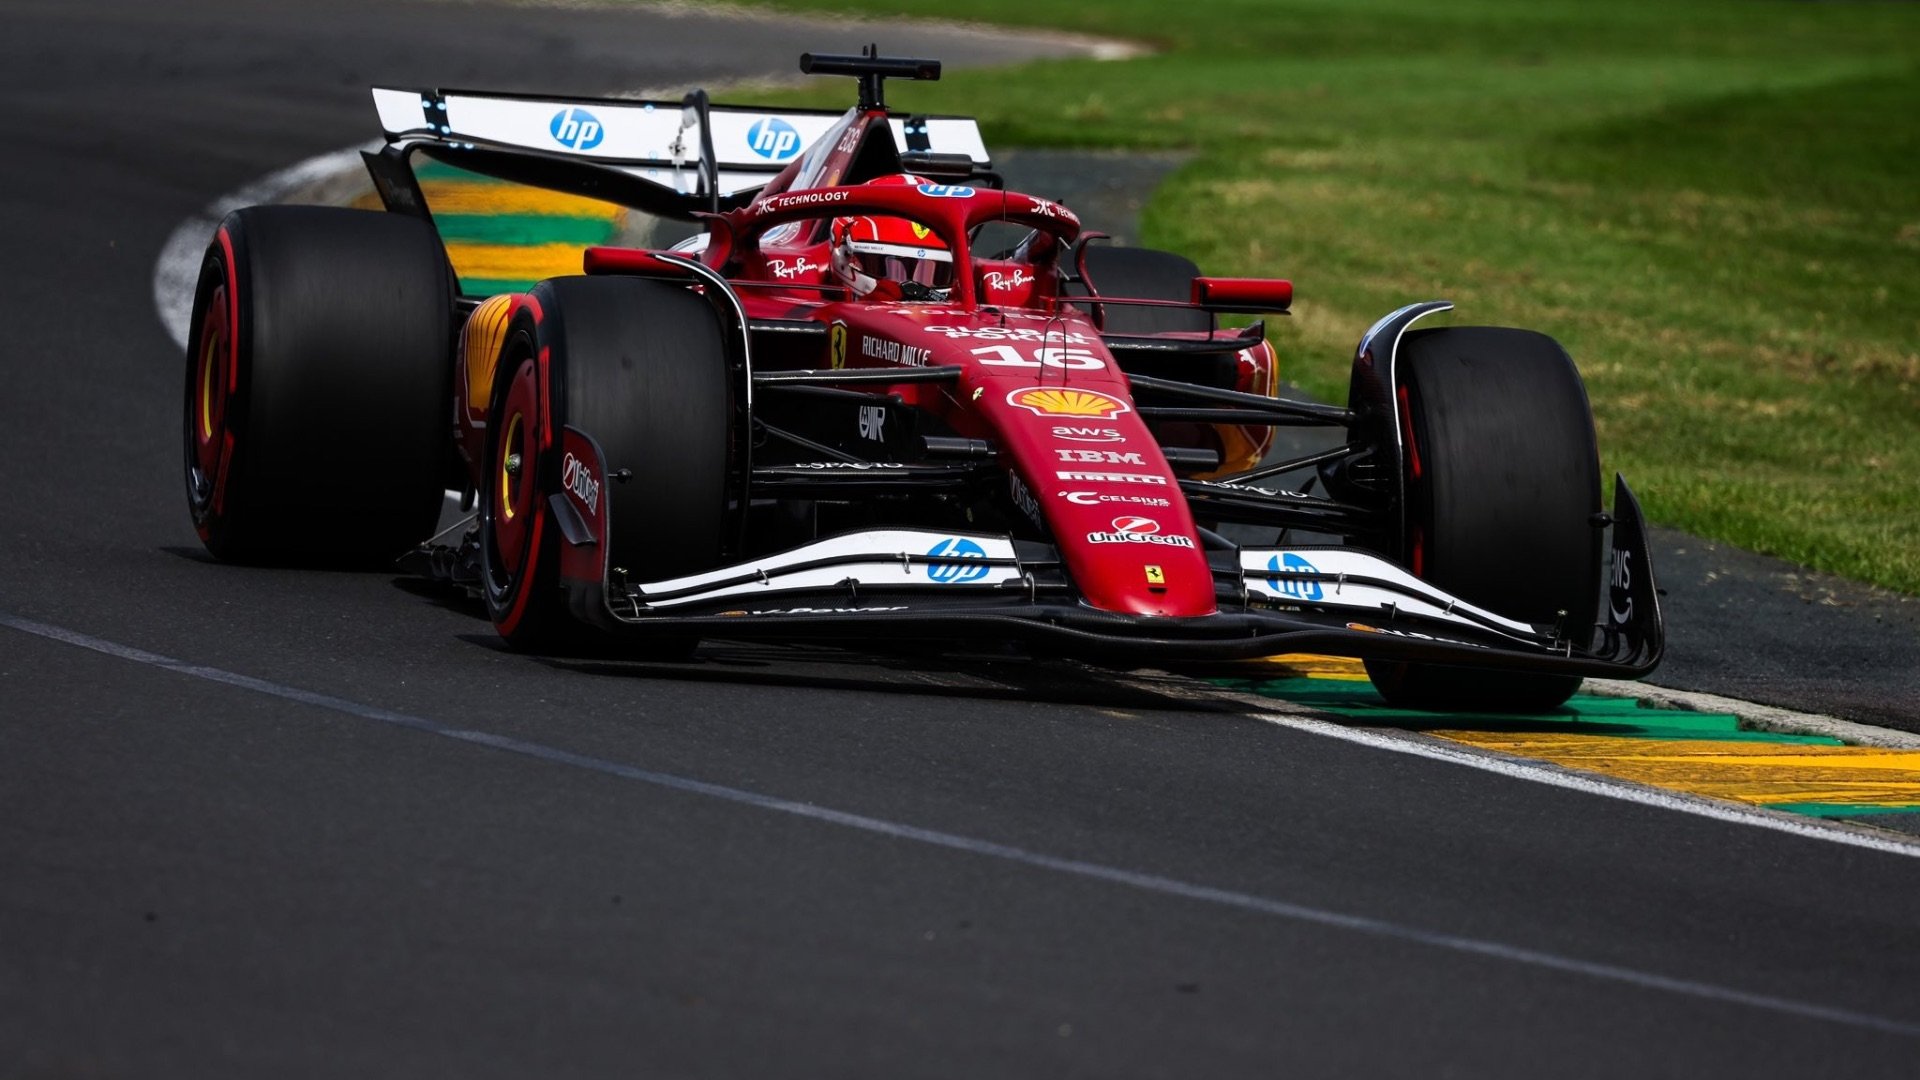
[467,634,1243,714]
[394,570,1231,712]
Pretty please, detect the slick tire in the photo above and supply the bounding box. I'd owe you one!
[480,276,730,654]
[1070,245,1211,335]
[1364,327,1603,712]
[184,206,453,565]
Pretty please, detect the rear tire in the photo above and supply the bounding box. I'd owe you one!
[183,206,453,565]
[1363,327,1602,712]
[479,277,730,653]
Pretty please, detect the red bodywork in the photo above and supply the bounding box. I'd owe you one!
[453,105,1287,621]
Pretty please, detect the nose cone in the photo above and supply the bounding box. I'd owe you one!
[987,383,1217,618]
[1065,510,1217,617]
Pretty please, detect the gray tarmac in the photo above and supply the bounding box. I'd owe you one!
[3,1,1918,1076]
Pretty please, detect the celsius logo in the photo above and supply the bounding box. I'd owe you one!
[747,117,802,161]
[549,108,604,151]
[925,537,989,583]
[1266,553,1323,601]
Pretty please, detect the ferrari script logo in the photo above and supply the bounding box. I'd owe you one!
[1006,387,1129,418]
[829,322,848,370]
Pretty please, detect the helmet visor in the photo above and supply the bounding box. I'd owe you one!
[847,239,954,289]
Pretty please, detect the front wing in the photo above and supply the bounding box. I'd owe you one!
[582,477,1664,676]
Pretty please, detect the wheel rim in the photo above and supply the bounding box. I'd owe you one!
[490,356,540,580]
[188,281,232,512]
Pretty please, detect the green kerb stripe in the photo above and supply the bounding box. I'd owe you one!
[414,159,494,183]
[1210,676,1843,745]
[433,214,620,246]
[1767,803,1920,818]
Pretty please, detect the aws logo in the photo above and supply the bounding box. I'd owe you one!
[747,117,802,161]
[549,108,604,151]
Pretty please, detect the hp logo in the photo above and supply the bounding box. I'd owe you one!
[549,108,604,151]
[926,538,989,584]
[1266,553,1323,601]
[746,117,802,161]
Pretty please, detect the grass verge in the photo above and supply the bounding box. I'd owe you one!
[712,0,1920,593]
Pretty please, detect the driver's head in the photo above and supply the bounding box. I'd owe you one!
[829,174,952,299]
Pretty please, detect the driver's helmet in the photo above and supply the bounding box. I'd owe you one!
[829,174,953,299]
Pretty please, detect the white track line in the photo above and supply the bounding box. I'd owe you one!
[4,608,1919,1038]
[145,89,1920,865]
[149,150,1920,757]
[1231,701,1920,859]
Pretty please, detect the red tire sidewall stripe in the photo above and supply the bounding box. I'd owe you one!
[218,227,240,394]
[203,226,243,521]
[495,338,551,638]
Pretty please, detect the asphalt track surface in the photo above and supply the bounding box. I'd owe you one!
[4,1,1920,1075]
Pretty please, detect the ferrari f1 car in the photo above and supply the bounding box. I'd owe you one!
[183,49,1664,710]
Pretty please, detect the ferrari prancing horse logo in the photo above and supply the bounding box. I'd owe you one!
[829,322,848,370]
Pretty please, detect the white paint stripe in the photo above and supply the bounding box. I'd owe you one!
[5,608,1920,1038]
[1241,705,1920,859]
[1584,678,1920,750]
[152,142,380,351]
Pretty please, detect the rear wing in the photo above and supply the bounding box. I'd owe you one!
[367,85,991,217]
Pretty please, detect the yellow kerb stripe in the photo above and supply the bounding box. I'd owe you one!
[1260,653,1371,680]
[1431,731,1920,809]
[444,242,595,283]
[419,181,626,219]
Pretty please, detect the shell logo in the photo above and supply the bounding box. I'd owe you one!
[1006,387,1130,418]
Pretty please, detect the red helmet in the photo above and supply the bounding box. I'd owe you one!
[830,174,953,298]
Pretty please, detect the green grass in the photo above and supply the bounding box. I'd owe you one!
[725,0,1920,592]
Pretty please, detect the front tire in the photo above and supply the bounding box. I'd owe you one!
[479,276,731,652]
[1364,327,1602,712]
[183,206,453,565]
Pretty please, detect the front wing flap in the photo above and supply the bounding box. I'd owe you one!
[591,478,1665,677]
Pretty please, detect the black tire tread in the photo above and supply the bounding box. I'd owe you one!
[189,205,452,565]
[1365,326,1602,712]
[482,276,729,654]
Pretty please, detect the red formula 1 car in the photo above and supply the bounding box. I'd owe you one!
[183,49,1663,710]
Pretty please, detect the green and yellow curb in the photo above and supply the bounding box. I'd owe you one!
[360,160,1920,823]
[1220,656,1920,821]
[354,161,628,296]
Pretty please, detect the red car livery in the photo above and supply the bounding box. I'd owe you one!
[182,49,1662,711]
